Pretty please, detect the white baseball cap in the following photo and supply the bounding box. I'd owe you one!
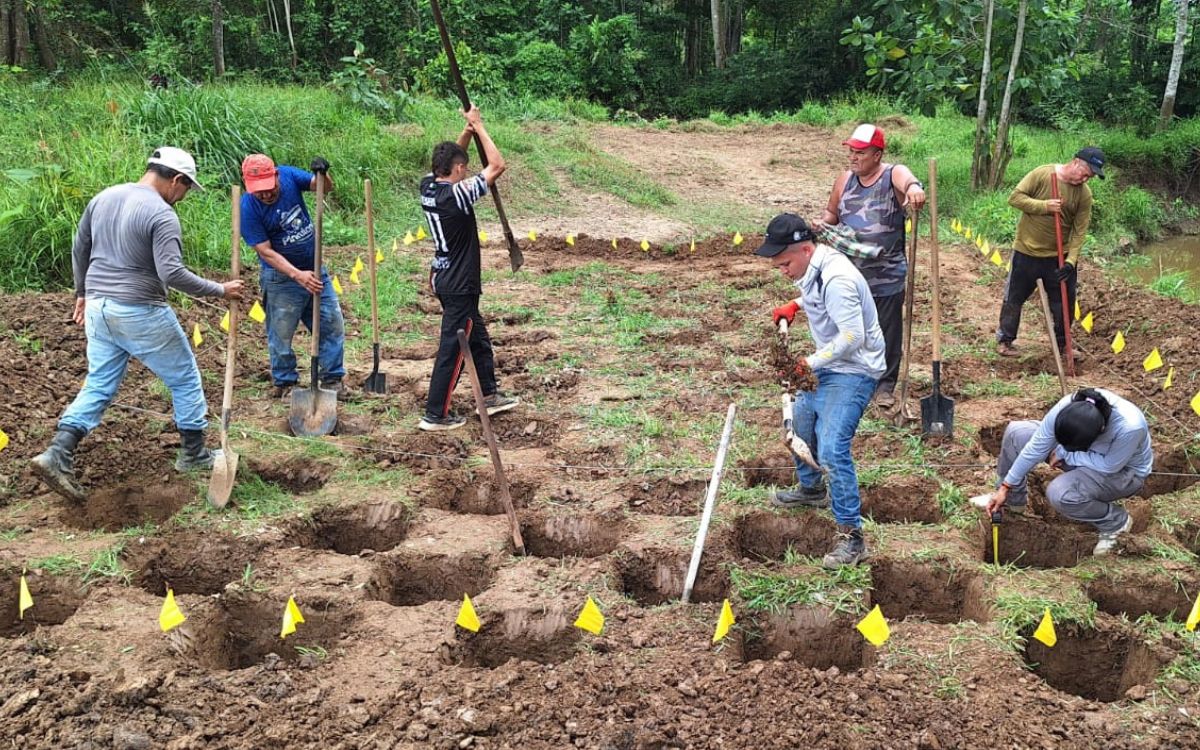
[147,146,204,190]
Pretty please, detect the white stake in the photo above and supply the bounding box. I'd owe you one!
[682,403,737,604]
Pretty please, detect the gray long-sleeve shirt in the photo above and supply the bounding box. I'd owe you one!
[72,183,224,304]
[795,244,886,379]
[1004,388,1154,486]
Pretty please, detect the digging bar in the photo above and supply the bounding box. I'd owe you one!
[682,403,736,604]
[919,158,954,438]
[456,328,525,555]
[363,178,387,394]
[208,185,242,508]
[1050,174,1076,377]
[778,320,821,471]
[893,208,918,426]
[1035,278,1069,396]
[288,170,338,436]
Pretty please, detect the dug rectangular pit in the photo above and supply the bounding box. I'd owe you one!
[367,551,497,606]
[869,558,988,623]
[418,469,536,515]
[292,501,414,555]
[245,456,333,494]
[519,511,626,558]
[861,476,944,524]
[0,573,86,637]
[188,593,352,671]
[625,477,710,516]
[978,513,1095,568]
[126,531,262,596]
[734,510,836,561]
[1023,620,1174,702]
[62,480,195,532]
[616,548,730,606]
[444,608,582,668]
[1138,446,1200,498]
[1086,569,1198,621]
[735,456,795,488]
[737,605,876,671]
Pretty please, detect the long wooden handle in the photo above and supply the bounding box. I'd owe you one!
[682,403,736,604]
[365,178,379,346]
[221,185,241,451]
[1035,278,1069,396]
[310,171,324,358]
[928,158,941,361]
[1050,173,1076,376]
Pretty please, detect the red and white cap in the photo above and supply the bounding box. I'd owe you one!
[842,124,886,150]
[241,153,278,193]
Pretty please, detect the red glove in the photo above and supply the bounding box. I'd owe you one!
[773,300,800,326]
[791,358,813,382]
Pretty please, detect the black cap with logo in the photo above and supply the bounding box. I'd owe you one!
[754,213,816,257]
[1074,146,1106,179]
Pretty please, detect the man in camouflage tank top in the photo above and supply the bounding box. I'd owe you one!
[815,124,925,409]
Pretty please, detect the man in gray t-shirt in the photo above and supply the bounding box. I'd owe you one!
[30,147,244,503]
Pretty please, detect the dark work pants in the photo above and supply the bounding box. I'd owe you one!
[874,290,904,393]
[425,294,497,418]
[997,252,1077,350]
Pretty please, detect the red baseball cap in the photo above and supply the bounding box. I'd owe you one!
[843,124,886,150]
[242,154,278,193]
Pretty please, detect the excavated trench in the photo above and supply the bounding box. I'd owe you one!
[733,510,836,561]
[0,573,86,637]
[615,547,730,606]
[445,608,582,668]
[861,475,944,524]
[126,531,262,596]
[870,559,988,623]
[367,551,496,606]
[734,455,796,489]
[187,593,353,671]
[417,469,536,515]
[625,476,710,516]
[1086,570,1198,621]
[61,479,195,532]
[245,456,334,494]
[737,605,876,671]
[978,513,1095,568]
[1023,621,1174,702]
[291,501,414,555]
[518,511,626,558]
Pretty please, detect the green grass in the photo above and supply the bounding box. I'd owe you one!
[730,563,872,616]
[28,553,85,575]
[1149,271,1200,304]
[84,544,131,585]
[227,473,298,519]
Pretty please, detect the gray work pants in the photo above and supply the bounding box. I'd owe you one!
[998,420,1141,534]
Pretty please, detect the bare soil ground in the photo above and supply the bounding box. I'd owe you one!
[2,122,1200,749]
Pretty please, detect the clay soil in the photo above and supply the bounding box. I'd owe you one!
[3,122,1200,749]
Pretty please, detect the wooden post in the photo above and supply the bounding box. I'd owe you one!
[682,403,736,604]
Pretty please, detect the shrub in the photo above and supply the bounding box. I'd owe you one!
[509,41,579,99]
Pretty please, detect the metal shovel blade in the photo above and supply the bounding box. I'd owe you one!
[288,385,338,437]
[206,448,239,508]
[363,343,387,394]
[920,392,955,437]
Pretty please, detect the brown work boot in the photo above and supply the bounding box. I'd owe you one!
[822,525,869,569]
[997,342,1020,358]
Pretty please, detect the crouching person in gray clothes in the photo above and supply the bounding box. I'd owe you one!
[972,387,1152,555]
[30,147,244,503]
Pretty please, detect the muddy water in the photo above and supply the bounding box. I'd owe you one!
[1132,235,1200,287]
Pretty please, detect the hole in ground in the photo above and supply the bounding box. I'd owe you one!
[735,455,794,488]
[979,513,1095,568]
[1138,445,1200,498]
[616,548,730,606]
[366,551,496,606]
[292,501,414,555]
[861,476,943,524]
[126,531,262,596]
[62,479,195,532]
[0,573,86,637]
[978,422,1006,458]
[519,511,626,558]
[188,593,352,670]
[1023,622,1173,702]
[625,477,709,516]
[245,456,333,494]
[445,608,582,668]
[418,470,535,515]
[870,559,988,623]
[1086,569,1198,620]
[734,510,836,561]
[737,605,876,671]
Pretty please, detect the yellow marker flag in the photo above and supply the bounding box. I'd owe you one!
[690,237,696,253]
[220,310,230,332]
[712,599,736,643]
[611,238,618,250]
[905,218,912,234]
[159,588,186,632]
[856,604,890,646]
[640,239,650,252]
[1143,348,1163,372]
[403,230,415,245]
[18,572,33,620]
[733,232,744,246]
[479,230,488,243]
[352,256,365,274]
[333,276,345,294]
[455,593,481,632]
[1112,331,1126,354]
[975,236,983,250]
[990,250,1003,266]
[376,247,384,263]
[1033,608,1057,647]
[565,233,575,246]
[1081,311,1094,333]
[191,323,203,347]
[415,225,427,241]
[392,238,399,254]
[1164,367,1175,390]
[574,596,605,635]
[280,596,305,639]
[964,227,973,240]
[349,269,360,285]
[1186,591,1200,631]
[1074,300,1081,321]
[1005,258,1012,272]
[0,428,9,453]
[1190,391,1200,417]
[249,301,266,323]
[981,239,990,257]
[527,230,538,242]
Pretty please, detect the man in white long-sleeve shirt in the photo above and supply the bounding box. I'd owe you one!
[757,213,886,568]
[974,387,1152,555]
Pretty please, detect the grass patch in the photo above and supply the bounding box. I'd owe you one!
[228,473,298,519]
[730,562,871,616]
[84,544,131,585]
[28,553,85,575]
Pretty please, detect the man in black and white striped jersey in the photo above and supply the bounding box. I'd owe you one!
[418,105,519,431]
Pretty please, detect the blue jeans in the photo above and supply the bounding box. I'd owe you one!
[59,298,208,434]
[261,266,345,386]
[791,370,878,528]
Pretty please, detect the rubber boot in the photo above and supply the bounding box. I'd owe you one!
[822,524,869,569]
[175,429,215,471]
[30,426,87,503]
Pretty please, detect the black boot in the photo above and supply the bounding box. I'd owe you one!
[175,429,214,471]
[771,482,830,509]
[822,524,869,569]
[30,426,87,503]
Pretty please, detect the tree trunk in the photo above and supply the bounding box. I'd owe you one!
[970,0,996,191]
[11,0,30,67]
[710,0,724,69]
[1,0,12,66]
[988,0,1028,189]
[282,0,297,72]
[213,0,225,76]
[724,0,744,59]
[1159,0,1189,129]
[30,2,54,69]
[1129,0,1159,84]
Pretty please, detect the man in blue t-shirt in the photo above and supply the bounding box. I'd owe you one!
[240,153,346,399]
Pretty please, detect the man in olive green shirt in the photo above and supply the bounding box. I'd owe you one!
[996,147,1104,358]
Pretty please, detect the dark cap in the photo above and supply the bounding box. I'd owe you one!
[1074,146,1106,179]
[754,213,816,257]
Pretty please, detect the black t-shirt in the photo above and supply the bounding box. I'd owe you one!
[420,173,488,295]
